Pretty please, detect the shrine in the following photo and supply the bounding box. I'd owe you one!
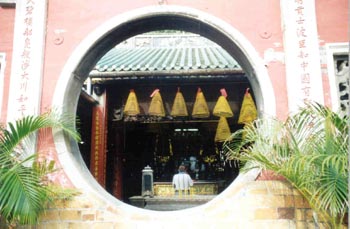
[0,1,347,227]
[77,33,253,208]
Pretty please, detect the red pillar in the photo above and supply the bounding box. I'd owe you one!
[112,126,124,199]
[90,92,108,188]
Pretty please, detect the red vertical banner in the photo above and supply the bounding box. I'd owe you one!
[103,94,108,186]
[90,93,108,188]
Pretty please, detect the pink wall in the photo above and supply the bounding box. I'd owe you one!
[0,6,15,123]
[316,0,349,43]
[42,0,288,117]
[316,0,349,109]
[1,1,348,122]
[0,0,348,205]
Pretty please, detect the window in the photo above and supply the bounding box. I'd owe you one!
[334,54,349,117]
[326,43,349,117]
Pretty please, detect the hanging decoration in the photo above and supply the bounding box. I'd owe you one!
[238,88,258,124]
[192,88,210,118]
[123,89,140,116]
[170,87,188,117]
[214,116,231,142]
[213,88,233,117]
[148,89,166,117]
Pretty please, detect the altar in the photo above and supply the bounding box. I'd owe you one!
[153,180,225,196]
[129,180,225,211]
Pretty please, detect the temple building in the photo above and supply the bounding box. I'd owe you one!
[78,33,251,208]
[0,0,348,227]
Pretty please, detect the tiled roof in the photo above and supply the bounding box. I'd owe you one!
[91,46,242,76]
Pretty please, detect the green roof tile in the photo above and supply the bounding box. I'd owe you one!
[93,46,242,74]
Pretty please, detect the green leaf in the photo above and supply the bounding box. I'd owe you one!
[0,109,80,225]
[223,102,349,228]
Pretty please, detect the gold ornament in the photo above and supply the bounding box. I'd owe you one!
[148,89,166,117]
[192,88,210,118]
[171,87,188,117]
[124,89,140,116]
[214,117,231,142]
[238,88,257,124]
[213,88,233,118]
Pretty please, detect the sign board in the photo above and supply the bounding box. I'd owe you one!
[281,0,324,112]
[7,0,47,122]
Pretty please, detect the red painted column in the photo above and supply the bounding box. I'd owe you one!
[90,92,108,188]
[112,127,124,199]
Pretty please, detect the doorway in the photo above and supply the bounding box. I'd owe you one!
[78,31,253,207]
[53,5,275,212]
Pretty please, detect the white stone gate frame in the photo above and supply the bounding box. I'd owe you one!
[52,5,276,212]
[6,0,47,123]
[280,0,324,112]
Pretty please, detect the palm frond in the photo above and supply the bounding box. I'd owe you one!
[0,155,47,224]
[223,102,349,227]
[1,111,79,155]
[0,110,80,225]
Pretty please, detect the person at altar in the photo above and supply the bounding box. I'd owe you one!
[172,165,193,195]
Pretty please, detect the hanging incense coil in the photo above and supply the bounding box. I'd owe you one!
[192,88,210,118]
[123,89,140,116]
[215,116,231,142]
[238,88,257,124]
[171,88,188,117]
[213,88,233,118]
[148,89,166,117]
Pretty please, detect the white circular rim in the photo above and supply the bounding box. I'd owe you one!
[52,5,275,215]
